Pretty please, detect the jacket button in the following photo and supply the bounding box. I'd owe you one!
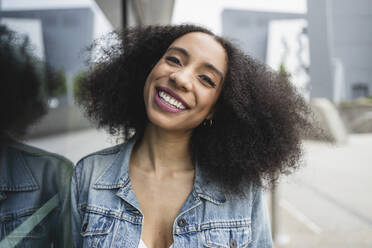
[230,239,237,248]
[82,223,88,232]
[132,210,140,215]
[177,218,187,227]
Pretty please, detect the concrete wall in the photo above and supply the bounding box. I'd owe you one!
[222,9,304,63]
[307,0,372,100]
[330,0,372,99]
[339,102,372,133]
[26,105,92,138]
[307,0,334,99]
[1,8,94,76]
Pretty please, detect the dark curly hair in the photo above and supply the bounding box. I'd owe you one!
[77,24,313,196]
[0,25,61,142]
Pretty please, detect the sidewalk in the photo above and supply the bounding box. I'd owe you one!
[272,134,372,248]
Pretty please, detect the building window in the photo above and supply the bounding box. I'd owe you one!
[352,83,369,99]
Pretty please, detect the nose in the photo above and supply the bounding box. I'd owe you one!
[169,68,193,91]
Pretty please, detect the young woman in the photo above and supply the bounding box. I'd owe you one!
[72,25,312,248]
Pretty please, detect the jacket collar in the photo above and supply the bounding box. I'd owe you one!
[0,145,39,192]
[193,162,226,204]
[93,137,226,205]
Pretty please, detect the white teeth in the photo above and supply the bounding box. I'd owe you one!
[158,90,186,110]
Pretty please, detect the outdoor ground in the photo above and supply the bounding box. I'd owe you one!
[272,134,372,248]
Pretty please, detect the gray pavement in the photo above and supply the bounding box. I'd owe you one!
[26,130,372,247]
[273,134,372,248]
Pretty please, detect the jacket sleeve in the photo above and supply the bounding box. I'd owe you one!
[248,187,273,248]
[71,161,83,248]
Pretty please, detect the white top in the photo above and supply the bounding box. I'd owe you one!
[138,239,173,248]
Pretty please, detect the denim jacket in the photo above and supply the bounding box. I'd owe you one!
[71,138,273,248]
[0,141,73,248]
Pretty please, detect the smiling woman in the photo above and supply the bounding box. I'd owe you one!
[73,25,313,248]
[144,32,226,132]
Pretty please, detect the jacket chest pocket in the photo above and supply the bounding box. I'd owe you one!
[202,220,251,248]
[80,211,114,248]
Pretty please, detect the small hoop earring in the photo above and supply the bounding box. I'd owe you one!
[202,119,214,127]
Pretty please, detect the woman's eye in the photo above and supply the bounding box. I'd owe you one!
[199,75,216,88]
[165,56,181,65]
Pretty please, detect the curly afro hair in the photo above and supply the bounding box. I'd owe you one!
[77,24,313,196]
[0,25,48,141]
[0,25,64,143]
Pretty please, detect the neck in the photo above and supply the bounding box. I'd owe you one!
[131,123,194,176]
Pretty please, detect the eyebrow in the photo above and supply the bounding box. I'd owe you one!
[166,46,224,82]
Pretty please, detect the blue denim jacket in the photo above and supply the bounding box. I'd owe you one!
[0,141,73,248]
[71,138,273,248]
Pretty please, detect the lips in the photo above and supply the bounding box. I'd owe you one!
[153,86,191,114]
[155,86,190,109]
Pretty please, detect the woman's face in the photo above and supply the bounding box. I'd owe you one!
[143,32,227,132]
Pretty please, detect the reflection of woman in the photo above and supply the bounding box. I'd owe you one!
[0,25,72,247]
[72,25,312,248]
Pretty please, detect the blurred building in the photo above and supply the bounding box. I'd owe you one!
[94,0,174,29]
[0,7,94,137]
[222,10,309,98]
[222,0,372,101]
[1,8,94,105]
[324,0,371,100]
[222,10,304,64]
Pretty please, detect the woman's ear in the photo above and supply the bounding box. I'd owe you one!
[206,109,215,120]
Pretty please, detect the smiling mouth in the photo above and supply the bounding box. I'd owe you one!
[155,86,189,111]
[157,90,186,110]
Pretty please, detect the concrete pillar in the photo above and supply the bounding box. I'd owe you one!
[307,0,334,99]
